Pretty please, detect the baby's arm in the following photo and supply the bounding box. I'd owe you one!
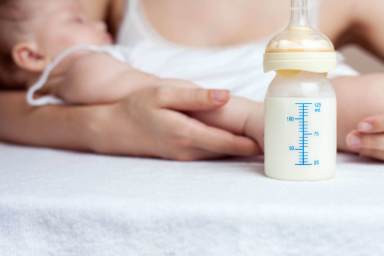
[53,53,158,104]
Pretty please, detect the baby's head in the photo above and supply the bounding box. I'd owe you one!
[0,0,112,86]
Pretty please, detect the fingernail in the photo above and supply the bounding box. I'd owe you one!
[347,134,362,149]
[358,122,373,132]
[210,90,229,104]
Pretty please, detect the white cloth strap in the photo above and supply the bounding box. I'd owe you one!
[26,44,123,107]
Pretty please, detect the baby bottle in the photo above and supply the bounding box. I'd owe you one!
[263,0,337,181]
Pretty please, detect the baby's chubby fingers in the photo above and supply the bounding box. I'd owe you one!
[346,130,384,160]
[357,115,384,134]
[359,148,384,161]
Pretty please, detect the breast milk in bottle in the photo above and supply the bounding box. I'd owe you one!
[263,0,337,181]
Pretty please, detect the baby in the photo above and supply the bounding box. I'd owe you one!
[0,0,264,149]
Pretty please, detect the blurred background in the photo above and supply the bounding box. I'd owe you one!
[342,46,384,74]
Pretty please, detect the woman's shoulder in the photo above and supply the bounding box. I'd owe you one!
[316,0,354,40]
[318,0,384,51]
[316,0,372,45]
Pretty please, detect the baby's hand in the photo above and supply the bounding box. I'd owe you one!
[346,114,384,161]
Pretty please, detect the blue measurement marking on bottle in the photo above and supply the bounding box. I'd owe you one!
[287,102,322,167]
[294,102,313,166]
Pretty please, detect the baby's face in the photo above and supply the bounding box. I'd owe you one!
[29,0,112,58]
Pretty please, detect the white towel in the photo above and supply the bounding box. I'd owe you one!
[1,143,384,256]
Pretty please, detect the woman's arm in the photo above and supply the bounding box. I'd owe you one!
[349,0,384,61]
[334,73,384,161]
[332,73,384,152]
[320,0,384,161]
[0,89,258,160]
[0,92,95,151]
[320,0,384,61]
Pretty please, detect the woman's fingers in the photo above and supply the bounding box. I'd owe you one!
[163,111,260,157]
[185,119,261,156]
[357,115,384,134]
[155,86,230,111]
[164,148,222,161]
[115,86,260,160]
[153,86,261,156]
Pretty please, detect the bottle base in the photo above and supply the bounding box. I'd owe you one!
[265,171,335,182]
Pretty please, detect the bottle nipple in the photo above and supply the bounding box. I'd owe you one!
[264,0,336,73]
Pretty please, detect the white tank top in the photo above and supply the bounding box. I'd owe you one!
[113,0,357,99]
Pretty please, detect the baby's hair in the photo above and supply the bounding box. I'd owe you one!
[0,0,29,88]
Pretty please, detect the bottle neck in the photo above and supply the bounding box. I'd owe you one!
[289,0,310,27]
[277,70,327,78]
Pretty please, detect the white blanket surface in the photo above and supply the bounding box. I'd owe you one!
[0,143,383,256]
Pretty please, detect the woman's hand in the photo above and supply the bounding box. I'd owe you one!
[346,114,384,161]
[89,86,260,160]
